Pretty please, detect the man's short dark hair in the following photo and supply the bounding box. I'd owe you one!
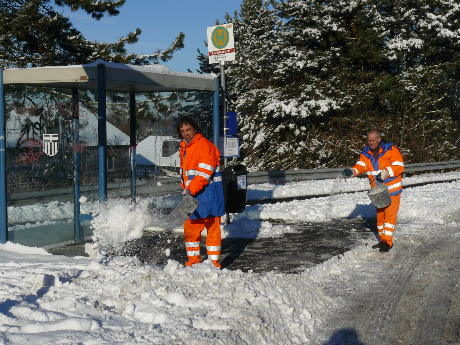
[177,116,201,139]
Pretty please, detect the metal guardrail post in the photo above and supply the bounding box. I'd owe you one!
[72,88,82,244]
[129,92,137,204]
[0,69,7,244]
[212,77,220,147]
[97,63,107,202]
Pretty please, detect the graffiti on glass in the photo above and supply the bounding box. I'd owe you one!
[15,139,45,165]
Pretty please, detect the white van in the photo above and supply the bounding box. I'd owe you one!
[136,136,180,174]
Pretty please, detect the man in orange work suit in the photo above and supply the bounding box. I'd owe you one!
[177,116,225,268]
[342,129,405,252]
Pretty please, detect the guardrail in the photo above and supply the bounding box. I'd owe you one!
[246,160,460,185]
[93,159,460,195]
[9,160,460,204]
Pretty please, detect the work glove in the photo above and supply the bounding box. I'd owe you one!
[341,168,354,178]
[376,169,390,182]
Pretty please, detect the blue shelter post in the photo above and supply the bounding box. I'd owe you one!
[72,88,83,243]
[129,92,137,204]
[212,77,220,146]
[0,69,7,244]
[97,63,108,202]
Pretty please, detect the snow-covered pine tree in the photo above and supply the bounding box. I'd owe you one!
[374,0,460,161]
[226,0,460,168]
[176,49,221,139]
[223,0,285,170]
[0,0,184,68]
[232,0,357,170]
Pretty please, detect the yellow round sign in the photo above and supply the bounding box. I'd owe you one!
[211,26,230,49]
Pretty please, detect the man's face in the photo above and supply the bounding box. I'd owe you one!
[180,123,196,144]
[367,132,381,150]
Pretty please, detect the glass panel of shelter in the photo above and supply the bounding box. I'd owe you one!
[5,86,76,247]
[134,91,213,185]
[4,87,214,248]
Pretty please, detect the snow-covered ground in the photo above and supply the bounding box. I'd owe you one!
[1,172,459,344]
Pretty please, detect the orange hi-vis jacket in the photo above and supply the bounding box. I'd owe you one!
[352,142,405,196]
[179,133,225,220]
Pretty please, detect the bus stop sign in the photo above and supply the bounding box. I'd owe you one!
[207,23,235,64]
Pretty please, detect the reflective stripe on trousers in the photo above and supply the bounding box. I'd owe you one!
[184,216,221,261]
[376,194,401,246]
[185,241,201,260]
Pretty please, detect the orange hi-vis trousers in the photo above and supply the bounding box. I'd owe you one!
[184,216,221,264]
[376,194,401,247]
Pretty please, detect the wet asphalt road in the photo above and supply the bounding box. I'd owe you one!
[50,221,460,345]
[103,219,377,273]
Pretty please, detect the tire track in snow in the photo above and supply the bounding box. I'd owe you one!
[410,238,460,345]
[363,237,447,345]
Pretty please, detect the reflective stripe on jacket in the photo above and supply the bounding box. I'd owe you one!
[179,133,225,219]
[352,142,405,196]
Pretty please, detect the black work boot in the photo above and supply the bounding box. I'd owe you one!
[379,242,392,252]
[371,242,382,249]
[371,242,393,252]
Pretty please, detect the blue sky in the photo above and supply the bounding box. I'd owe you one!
[64,1,242,72]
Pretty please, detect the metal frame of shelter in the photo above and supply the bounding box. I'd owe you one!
[0,60,220,244]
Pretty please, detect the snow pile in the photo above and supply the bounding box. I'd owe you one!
[243,179,460,226]
[247,171,460,201]
[90,198,153,254]
[0,172,459,344]
[8,200,74,225]
[0,242,51,257]
[0,248,98,341]
[0,248,332,345]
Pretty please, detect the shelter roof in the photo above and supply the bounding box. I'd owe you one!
[3,59,217,93]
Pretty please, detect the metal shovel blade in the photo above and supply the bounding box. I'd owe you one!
[165,194,199,228]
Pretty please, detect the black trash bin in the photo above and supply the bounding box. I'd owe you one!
[222,164,247,213]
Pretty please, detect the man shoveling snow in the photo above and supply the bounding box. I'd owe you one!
[177,116,225,268]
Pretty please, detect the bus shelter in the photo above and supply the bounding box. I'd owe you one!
[0,60,220,246]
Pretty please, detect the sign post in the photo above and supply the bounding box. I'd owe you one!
[207,23,236,167]
[207,23,237,225]
[0,69,7,244]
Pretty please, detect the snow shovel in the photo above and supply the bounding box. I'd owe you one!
[165,193,199,227]
[144,193,199,233]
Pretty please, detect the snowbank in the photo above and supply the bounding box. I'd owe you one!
[0,172,459,344]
